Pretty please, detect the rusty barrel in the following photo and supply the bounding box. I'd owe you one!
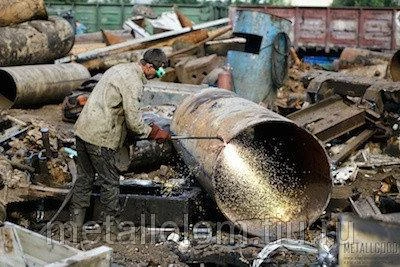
[0,17,74,67]
[171,88,332,236]
[0,63,90,108]
[0,0,47,27]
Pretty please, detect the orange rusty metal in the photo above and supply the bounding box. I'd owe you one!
[217,69,233,90]
[339,47,392,69]
[101,30,129,45]
[174,6,194,27]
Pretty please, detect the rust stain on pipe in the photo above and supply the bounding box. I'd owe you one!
[171,88,332,236]
[0,17,74,67]
[0,0,47,27]
[339,48,392,70]
[0,63,90,108]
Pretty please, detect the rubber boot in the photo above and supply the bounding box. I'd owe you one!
[103,214,121,243]
[72,208,86,242]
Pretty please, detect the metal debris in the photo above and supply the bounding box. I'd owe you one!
[252,239,318,267]
[332,165,358,185]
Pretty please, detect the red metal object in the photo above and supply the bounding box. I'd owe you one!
[229,6,400,51]
[217,69,233,91]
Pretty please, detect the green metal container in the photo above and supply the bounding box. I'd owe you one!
[45,1,227,33]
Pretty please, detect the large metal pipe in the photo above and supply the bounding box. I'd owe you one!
[390,50,400,82]
[0,0,47,27]
[0,63,91,108]
[171,88,332,236]
[338,48,392,69]
[0,17,74,67]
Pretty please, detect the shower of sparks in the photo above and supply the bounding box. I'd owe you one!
[217,139,306,223]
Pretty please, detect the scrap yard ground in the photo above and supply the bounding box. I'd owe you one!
[1,1,400,266]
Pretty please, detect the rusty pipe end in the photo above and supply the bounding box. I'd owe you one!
[214,121,331,236]
[0,69,16,109]
[390,50,400,82]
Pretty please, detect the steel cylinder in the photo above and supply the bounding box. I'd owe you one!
[0,203,5,223]
[390,50,400,82]
[171,88,332,236]
[0,63,91,108]
[0,17,74,67]
[0,0,47,27]
[227,11,291,103]
[339,47,392,69]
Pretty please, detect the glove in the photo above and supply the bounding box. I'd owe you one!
[148,124,171,143]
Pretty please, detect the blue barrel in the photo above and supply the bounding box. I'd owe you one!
[227,11,291,103]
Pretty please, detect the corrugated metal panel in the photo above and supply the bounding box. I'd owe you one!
[297,8,327,48]
[74,5,97,32]
[360,10,392,50]
[329,9,359,48]
[98,5,123,30]
[230,5,400,51]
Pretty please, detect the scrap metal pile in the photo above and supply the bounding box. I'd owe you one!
[1,0,400,266]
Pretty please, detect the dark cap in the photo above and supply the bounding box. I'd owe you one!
[142,48,168,69]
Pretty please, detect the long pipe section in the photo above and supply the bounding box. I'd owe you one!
[0,0,47,27]
[171,88,332,236]
[0,17,74,67]
[0,63,91,108]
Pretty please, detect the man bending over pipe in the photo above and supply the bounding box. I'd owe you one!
[71,48,171,239]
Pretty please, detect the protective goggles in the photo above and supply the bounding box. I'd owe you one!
[155,67,166,78]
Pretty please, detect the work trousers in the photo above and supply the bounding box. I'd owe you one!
[71,136,120,218]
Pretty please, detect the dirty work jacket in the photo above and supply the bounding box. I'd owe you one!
[74,63,152,150]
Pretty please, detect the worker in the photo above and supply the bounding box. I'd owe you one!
[71,48,171,239]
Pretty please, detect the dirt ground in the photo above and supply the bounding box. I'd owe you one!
[2,104,74,140]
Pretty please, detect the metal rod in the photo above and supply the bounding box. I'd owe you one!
[40,128,52,159]
[135,136,223,141]
[56,18,230,64]
[171,136,223,141]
